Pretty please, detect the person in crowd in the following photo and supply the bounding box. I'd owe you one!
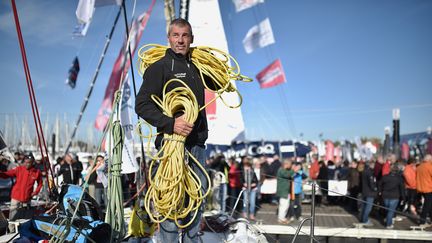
[0,154,42,231]
[276,158,293,224]
[261,155,282,204]
[326,160,337,204]
[287,162,307,221]
[209,154,229,212]
[382,153,397,177]
[240,157,258,220]
[84,156,97,200]
[56,153,83,185]
[347,160,360,212]
[317,160,328,205]
[94,155,108,207]
[228,157,242,214]
[360,160,378,225]
[403,157,418,215]
[309,154,320,181]
[252,157,264,203]
[379,164,405,229]
[416,154,432,226]
[374,155,385,182]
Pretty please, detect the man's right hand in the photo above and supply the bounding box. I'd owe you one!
[174,115,194,137]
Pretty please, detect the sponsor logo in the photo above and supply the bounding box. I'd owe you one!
[174,73,186,78]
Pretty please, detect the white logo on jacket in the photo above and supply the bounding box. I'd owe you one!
[174,73,186,78]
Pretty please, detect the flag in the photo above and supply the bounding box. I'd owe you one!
[242,18,274,54]
[74,0,121,37]
[119,78,139,174]
[256,59,286,89]
[73,22,90,37]
[95,1,156,131]
[232,0,264,13]
[325,140,334,161]
[66,57,80,89]
[76,0,95,24]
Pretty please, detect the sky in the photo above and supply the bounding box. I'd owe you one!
[0,0,431,145]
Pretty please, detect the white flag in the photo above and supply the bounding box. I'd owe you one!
[119,78,139,174]
[76,0,95,24]
[232,0,264,13]
[242,18,275,54]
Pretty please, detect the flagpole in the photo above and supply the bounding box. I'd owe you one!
[65,6,122,155]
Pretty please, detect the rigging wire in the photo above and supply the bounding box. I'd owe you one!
[10,0,55,196]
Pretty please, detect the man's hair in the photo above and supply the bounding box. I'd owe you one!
[168,18,193,36]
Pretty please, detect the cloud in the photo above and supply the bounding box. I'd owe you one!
[0,0,76,46]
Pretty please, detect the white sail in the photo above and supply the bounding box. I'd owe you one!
[188,0,245,145]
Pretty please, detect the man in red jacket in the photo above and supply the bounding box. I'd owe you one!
[0,154,42,223]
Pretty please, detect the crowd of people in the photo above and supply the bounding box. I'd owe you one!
[206,152,432,229]
[0,149,431,233]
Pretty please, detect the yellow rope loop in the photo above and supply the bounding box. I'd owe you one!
[137,44,167,75]
[143,79,210,229]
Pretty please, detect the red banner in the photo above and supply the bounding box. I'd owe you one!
[95,0,156,130]
[256,59,286,89]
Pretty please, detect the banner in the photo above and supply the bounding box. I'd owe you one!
[256,59,286,89]
[65,56,80,89]
[95,1,156,130]
[206,140,311,158]
[325,140,334,161]
[328,180,348,196]
[119,78,139,174]
[242,18,275,54]
[232,0,264,13]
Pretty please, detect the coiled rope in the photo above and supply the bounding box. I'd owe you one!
[136,45,251,229]
[137,44,252,109]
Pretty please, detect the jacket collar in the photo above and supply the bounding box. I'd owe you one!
[167,48,191,62]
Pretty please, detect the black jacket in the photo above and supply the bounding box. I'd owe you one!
[362,166,377,198]
[58,162,83,185]
[135,48,212,148]
[379,172,405,200]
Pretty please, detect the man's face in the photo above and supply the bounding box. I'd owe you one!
[24,158,33,169]
[168,24,193,56]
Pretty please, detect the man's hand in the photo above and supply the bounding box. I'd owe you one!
[174,115,194,137]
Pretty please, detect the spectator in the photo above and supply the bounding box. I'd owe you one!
[288,162,307,221]
[416,154,432,226]
[209,154,229,212]
[240,157,258,220]
[317,161,328,205]
[403,157,418,215]
[57,153,82,185]
[309,155,320,180]
[276,158,293,224]
[374,155,385,182]
[228,157,241,214]
[347,161,360,212]
[360,160,378,225]
[94,155,108,207]
[382,154,397,177]
[379,164,405,229]
[0,154,42,231]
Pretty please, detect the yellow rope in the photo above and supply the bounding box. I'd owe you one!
[136,45,251,229]
[137,44,252,110]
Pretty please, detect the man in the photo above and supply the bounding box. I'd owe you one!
[57,153,82,185]
[135,18,211,243]
[0,154,42,227]
[416,154,432,226]
[403,157,417,215]
[276,158,293,224]
[360,161,378,225]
